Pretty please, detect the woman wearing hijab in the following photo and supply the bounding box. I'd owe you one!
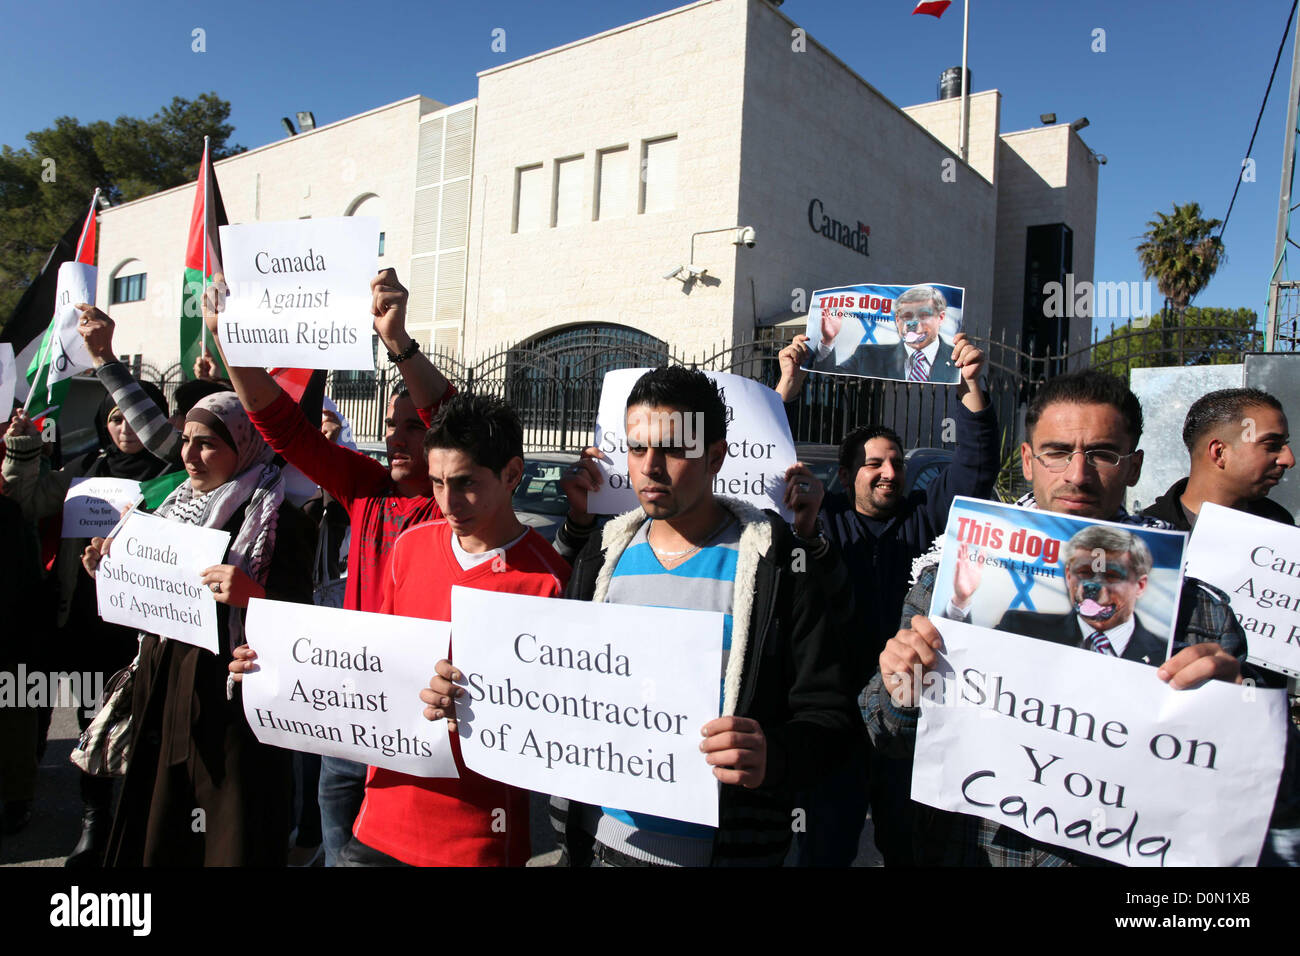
[2,381,176,866]
[81,392,314,866]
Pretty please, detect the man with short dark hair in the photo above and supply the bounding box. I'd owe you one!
[337,393,571,866]
[538,365,857,866]
[203,268,454,865]
[864,369,1264,866]
[1144,387,1294,530]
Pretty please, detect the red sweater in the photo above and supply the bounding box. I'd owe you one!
[247,388,453,613]
[353,519,571,866]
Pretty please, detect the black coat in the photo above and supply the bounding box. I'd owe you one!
[1142,476,1295,530]
[995,608,1169,665]
[812,339,960,383]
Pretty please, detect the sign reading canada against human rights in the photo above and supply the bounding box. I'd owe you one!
[241,599,458,778]
[587,368,797,519]
[216,216,378,370]
[911,619,1286,867]
[62,477,144,538]
[451,586,722,827]
[95,510,231,653]
[1185,502,1300,678]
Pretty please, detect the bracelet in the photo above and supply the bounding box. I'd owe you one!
[387,338,420,364]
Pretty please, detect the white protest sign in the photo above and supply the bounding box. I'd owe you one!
[62,477,144,538]
[1186,502,1300,678]
[216,217,378,370]
[587,368,796,519]
[95,510,231,652]
[241,599,458,778]
[0,343,14,418]
[47,262,97,391]
[912,618,1286,867]
[451,586,722,827]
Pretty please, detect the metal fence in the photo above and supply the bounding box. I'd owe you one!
[138,319,1268,485]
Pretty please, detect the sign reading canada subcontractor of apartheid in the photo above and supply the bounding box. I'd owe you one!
[911,618,1286,867]
[587,368,797,519]
[1185,502,1300,678]
[95,510,231,653]
[241,599,458,778]
[62,477,144,538]
[216,216,378,370]
[450,586,722,827]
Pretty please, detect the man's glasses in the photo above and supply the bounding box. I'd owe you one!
[1031,449,1137,472]
[896,310,936,322]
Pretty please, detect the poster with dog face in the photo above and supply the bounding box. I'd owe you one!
[803,282,964,383]
[929,497,1189,664]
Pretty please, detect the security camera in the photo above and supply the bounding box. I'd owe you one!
[664,265,684,280]
[733,226,757,248]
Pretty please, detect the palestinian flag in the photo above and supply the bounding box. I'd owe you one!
[17,193,99,423]
[179,139,229,381]
[270,366,328,427]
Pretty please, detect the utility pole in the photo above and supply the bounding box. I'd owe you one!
[1267,9,1300,351]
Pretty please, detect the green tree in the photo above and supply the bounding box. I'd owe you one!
[0,93,243,328]
[1090,306,1262,380]
[1135,202,1225,318]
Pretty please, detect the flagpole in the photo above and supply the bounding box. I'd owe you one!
[200,136,210,363]
[959,0,970,163]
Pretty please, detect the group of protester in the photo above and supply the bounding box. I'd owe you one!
[0,272,1296,867]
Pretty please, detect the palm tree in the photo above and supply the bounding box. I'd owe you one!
[1136,202,1224,320]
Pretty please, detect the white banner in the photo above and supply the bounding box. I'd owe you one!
[216,217,378,370]
[62,477,144,538]
[587,368,796,519]
[451,586,722,827]
[47,262,97,390]
[911,618,1286,867]
[241,599,458,778]
[1186,501,1300,678]
[95,511,231,652]
[0,343,14,419]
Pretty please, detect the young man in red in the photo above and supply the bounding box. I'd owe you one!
[203,269,454,865]
[341,394,571,866]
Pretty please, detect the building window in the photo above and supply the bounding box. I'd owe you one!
[594,146,629,220]
[640,136,677,214]
[552,155,583,228]
[111,272,147,305]
[514,163,544,233]
[378,232,386,256]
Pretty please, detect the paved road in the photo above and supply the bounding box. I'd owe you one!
[4,707,882,867]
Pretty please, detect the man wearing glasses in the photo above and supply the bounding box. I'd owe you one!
[859,369,1270,865]
[810,286,961,383]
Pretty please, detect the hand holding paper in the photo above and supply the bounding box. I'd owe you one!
[879,614,945,708]
[1157,643,1242,689]
[420,659,464,731]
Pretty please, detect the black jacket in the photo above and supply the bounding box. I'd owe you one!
[1143,477,1295,531]
[550,497,859,866]
[812,339,960,383]
[995,608,1169,665]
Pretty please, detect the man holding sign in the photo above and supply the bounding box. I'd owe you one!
[864,370,1260,865]
[502,366,857,866]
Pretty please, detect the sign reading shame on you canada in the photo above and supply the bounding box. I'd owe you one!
[241,599,457,778]
[911,619,1286,866]
[451,586,722,827]
[95,510,230,653]
[1184,502,1300,678]
[217,216,378,370]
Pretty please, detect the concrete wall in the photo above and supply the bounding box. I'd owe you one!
[463,0,747,358]
[902,89,1002,186]
[95,95,441,368]
[737,0,998,341]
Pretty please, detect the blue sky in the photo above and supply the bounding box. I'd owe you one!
[2,0,1293,334]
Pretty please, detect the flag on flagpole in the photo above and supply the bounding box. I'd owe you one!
[20,193,100,422]
[912,0,952,16]
[179,139,229,381]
